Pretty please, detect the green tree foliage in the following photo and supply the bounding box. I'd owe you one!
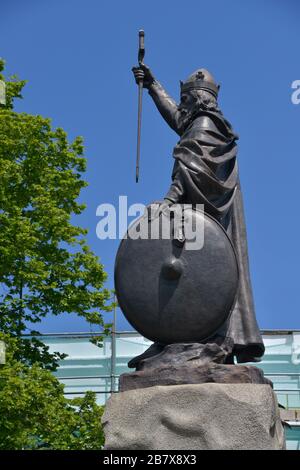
[0,334,105,450]
[0,59,113,370]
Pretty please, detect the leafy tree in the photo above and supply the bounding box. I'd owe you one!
[0,59,113,370]
[0,334,105,450]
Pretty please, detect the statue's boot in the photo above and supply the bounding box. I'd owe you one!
[128,342,165,369]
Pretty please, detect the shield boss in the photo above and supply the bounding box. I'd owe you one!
[115,206,239,343]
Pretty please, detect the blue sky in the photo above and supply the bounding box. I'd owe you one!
[1,0,299,333]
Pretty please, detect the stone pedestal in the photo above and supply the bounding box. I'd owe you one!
[102,384,285,450]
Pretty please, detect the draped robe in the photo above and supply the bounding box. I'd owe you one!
[148,81,264,363]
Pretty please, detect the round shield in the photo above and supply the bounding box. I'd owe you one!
[114,206,239,344]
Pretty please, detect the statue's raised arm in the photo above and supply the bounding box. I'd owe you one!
[132,64,181,135]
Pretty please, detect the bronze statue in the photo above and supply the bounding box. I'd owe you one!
[127,63,264,365]
[104,36,283,453]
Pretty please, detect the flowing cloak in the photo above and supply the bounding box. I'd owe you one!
[149,82,265,363]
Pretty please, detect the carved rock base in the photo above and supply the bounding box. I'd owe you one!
[119,363,272,392]
[102,384,285,450]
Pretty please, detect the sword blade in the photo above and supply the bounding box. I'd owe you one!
[136,80,143,183]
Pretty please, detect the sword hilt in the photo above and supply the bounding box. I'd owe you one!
[138,30,145,66]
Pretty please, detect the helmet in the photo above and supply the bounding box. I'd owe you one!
[180,68,220,98]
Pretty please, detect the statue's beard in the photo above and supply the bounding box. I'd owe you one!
[177,108,195,133]
[177,97,220,134]
[177,101,202,133]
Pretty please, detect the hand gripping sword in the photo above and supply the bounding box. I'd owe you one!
[135,30,145,183]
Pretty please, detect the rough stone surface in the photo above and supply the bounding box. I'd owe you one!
[119,363,272,392]
[129,340,234,371]
[102,384,285,450]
